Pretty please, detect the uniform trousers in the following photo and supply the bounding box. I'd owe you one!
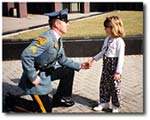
[51,66,75,99]
[11,66,75,113]
[99,56,121,108]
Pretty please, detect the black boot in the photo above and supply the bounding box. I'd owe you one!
[4,92,17,112]
[52,95,75,107]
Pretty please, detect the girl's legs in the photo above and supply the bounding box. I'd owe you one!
[99,71,111,103]
[93,58,111,111]
[93,71,111,111]
[111,80,121,112]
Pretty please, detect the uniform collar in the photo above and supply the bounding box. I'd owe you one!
[52,30,61,41]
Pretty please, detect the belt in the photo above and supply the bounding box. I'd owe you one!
[38,64,51,71]
[103,55,118,60]
[36,66,55,76]
[37,54,62,70]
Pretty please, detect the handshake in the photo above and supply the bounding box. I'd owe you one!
[80,57,95,69]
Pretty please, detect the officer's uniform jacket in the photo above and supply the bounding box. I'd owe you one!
[19,30,81,95]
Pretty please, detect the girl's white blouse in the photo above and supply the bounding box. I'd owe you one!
[94,36,125,74]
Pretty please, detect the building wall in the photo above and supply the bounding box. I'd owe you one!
[3,2,89,17]
[90,2,143,12]
[27,2,54,14]
[2,2,143,18]
[2,2,27,18]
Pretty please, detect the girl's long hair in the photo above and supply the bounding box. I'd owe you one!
[104,16,125,37]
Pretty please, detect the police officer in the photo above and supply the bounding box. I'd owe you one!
[5,8,89,113]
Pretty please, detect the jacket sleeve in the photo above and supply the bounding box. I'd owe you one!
[116,38,125,74]
[94,37,109,61]
[21,38,50,82]
[58,48,81,71]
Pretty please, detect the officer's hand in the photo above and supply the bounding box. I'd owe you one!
[32,76,41,86]
[80,62,90,69]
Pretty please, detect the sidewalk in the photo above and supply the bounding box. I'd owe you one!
[2,55,143,113]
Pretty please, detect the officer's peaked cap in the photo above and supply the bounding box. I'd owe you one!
[44,8,68,22]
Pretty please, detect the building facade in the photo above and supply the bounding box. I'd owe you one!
[2,2,90,18]
[2,2,143,18]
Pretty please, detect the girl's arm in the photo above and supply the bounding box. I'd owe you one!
[88,37,109,66]
[116,39,125,74]
[114,38,125,80]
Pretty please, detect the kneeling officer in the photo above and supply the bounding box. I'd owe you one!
[6,8,89,113]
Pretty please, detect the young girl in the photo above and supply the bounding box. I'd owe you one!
[88,16,125,113]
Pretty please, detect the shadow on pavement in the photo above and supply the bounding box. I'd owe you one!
[72,94,98,107]
[3,80,111,113]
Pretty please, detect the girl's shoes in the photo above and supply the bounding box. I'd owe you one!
[112,105,119,113]
[93,103,109,111]
[93,103,119,113]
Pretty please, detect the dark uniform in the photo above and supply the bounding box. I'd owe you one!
[5,8,81,113]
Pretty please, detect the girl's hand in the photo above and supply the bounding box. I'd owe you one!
[88,57,95,67]
[113,73,120,80]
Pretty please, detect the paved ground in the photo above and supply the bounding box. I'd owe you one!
[2,55,143,113]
